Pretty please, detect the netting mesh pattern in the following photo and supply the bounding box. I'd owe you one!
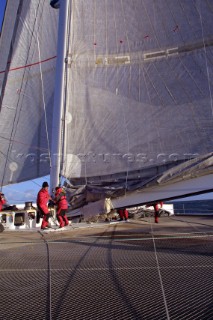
[0,217,213,320]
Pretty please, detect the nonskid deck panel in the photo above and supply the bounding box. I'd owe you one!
[0,216,213,320]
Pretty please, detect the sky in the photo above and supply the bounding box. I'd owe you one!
[0,0,6,30]
[0,1,212,205]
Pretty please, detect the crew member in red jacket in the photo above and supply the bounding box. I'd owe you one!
[54,186,69,228]
[37,182,52,230]
[117,208,129,221]
[147,201,163,223]
[0,192,6,211]
[153,203,161,223]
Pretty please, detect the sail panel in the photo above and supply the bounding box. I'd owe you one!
[63,0,213,187]
[0,0,58,186]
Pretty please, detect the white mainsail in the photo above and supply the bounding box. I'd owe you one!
[0,0,213,210]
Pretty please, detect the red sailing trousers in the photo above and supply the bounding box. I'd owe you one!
[118,209,129,220]
[57,208,69,227]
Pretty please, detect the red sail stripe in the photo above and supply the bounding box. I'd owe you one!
[0,55,57,74]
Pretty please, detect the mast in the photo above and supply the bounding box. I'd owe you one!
[50,0,68,191]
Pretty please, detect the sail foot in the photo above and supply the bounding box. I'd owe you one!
[65,153,213,210]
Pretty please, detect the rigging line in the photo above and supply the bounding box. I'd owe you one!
[38,233,52,320]
[0,56,56,74]
[197,2,213,118]
[37,35,52,168]
[150,222,170,320]
[31,180,42,187]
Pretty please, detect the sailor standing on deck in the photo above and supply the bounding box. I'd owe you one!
[37,182,52,230]
[146,201,163,223]
[117,208,129,221]
[0,192,6,211]
[54,186,69,228]
[153,203,160,223]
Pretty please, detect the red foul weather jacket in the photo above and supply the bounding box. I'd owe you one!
[153,202,163,212]
[55,188,68,210]
[37,188,50,214]
[0,196,6,211]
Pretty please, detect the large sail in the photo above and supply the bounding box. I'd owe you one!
[0,0,58,187]
[61,0,213,207]
[1,0,213,208]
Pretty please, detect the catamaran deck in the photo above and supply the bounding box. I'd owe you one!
[0,216,213,320]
